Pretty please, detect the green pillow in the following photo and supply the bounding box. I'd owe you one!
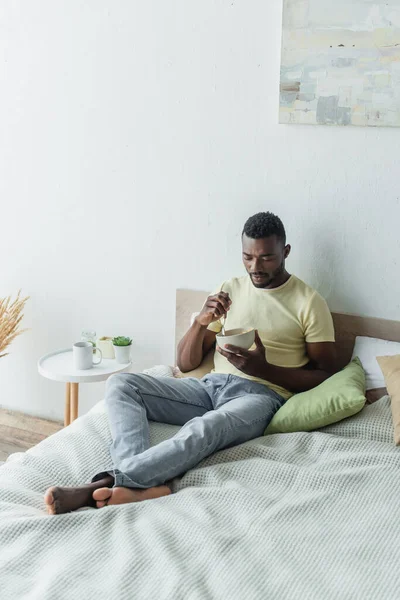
[264,357,366,435]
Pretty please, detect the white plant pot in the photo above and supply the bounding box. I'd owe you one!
[113,344,131,364]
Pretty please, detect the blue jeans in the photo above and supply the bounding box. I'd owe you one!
[92,372,286,489]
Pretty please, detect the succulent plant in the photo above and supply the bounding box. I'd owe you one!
[112,336,132,347]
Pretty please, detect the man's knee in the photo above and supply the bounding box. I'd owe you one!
[106,372,127,391]
[106,372,144,388]
[105,373,143,405]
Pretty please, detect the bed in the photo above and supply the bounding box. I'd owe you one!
[1,290,400,600]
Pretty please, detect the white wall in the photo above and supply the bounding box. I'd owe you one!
[1,1,399,421]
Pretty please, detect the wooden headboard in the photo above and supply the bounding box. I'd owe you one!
[175,288,400,372]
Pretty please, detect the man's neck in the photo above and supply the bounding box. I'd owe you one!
[263,271,291,290]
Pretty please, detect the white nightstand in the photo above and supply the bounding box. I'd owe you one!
[38,349,132,426]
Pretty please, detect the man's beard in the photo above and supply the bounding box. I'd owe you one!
[249,261,285,288]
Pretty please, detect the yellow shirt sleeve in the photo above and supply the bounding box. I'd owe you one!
[303,291,335,343]
[206,282,225,334]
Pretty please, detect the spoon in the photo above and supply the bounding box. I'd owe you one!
[219,286,227,335]
[221,315,226,336]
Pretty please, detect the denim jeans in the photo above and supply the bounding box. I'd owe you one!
[92,372,286,489]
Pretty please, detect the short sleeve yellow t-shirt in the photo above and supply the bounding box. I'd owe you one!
[207,275,335,400]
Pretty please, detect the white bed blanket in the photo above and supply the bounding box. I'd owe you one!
[1,396,400,600]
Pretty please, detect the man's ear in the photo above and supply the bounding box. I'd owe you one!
[284,244,291,259]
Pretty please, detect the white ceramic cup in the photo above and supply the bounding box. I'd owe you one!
[73,341,102,370]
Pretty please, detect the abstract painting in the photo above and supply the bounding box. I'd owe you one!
[279,0,400,127]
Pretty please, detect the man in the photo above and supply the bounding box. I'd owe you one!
[44,212,337,514]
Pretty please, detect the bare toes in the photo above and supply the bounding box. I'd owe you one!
[44,489,55,505]
[92,487,113,502]
[44,487,57,514]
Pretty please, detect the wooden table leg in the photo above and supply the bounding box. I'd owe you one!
[64,383,71,427]
[70,383,79,422]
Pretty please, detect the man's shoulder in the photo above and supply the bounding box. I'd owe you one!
[219,276,248,293]
[290,275,322,299]
[212,276,248,292]
[226,275,248,286]
[288,276,331,316]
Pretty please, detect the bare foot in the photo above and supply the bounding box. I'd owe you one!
[44,475,114,515]
[92,485,171,508]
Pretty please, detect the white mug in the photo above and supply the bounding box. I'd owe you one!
[73,341,102,370]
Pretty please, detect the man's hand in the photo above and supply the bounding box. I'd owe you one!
[217,330,269,378]
[195,292,232,328]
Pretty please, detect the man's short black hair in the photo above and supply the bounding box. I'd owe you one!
[242,212,286,245]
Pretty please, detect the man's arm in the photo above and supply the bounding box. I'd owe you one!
[177,292,231,372]
[218,333,338,394]
[177,323,217,373]
[258,341,338,393]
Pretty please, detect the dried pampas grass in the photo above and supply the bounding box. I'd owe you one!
[0,291,30,358]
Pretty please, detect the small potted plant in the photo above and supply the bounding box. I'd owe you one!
[112,336,132,364]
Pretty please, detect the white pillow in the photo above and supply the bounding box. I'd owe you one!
[351,336,400,390]
[142,365,175,378]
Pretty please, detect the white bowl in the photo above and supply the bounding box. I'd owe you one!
[216,328,255,352]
